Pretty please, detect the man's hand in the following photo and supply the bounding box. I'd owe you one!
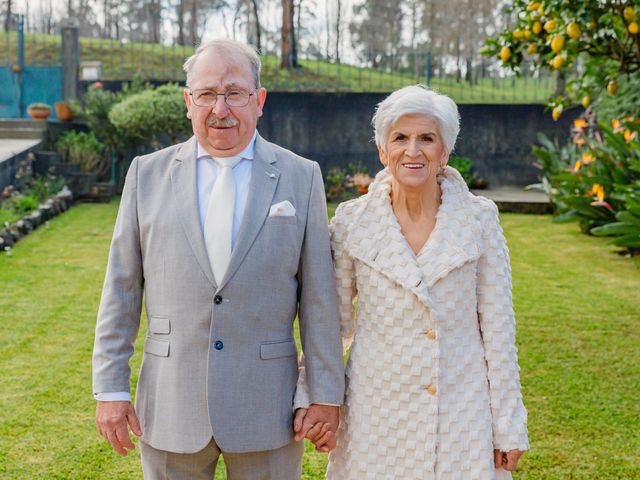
[293,404,339,453]
[494,449,524,471]
[96,401,142,456]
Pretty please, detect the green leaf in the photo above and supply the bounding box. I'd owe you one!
[612,233,640,248]
[591,222,640,236]
[616,211,640,226]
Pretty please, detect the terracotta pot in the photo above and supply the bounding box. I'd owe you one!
[28,108,51,121]
[54,102,74,122]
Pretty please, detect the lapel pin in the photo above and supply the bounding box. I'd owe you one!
[267,173,276,179]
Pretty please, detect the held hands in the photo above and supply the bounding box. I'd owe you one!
[96,401,142,456]
[293,404,340,453]
[494,449,524,471]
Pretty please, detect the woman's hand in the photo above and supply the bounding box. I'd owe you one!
[494,449,524,471]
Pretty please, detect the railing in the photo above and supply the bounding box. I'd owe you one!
[0,31,556,103]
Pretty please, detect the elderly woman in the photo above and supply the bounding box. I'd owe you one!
[296,85,529,479]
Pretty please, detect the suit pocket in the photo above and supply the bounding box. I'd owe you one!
[265,215,297,225]
[145,337,170,357]
[260,339,297,360]
[149,315,170,334]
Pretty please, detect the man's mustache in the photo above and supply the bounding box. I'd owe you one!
[206,116,238,128]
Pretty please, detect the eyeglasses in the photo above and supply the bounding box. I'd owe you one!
[189,88,255,108]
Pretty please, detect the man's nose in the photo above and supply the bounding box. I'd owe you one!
[211,96,230,117]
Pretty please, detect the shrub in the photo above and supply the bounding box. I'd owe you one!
[55,131,108,178]
[448,156,474,186]
[108,83,191,149]
[532,116,640,254]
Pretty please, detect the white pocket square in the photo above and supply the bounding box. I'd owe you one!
[269,200,296,217]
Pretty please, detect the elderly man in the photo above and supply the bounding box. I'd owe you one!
[92,39,344,479]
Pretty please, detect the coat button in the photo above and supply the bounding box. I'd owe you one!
[214,295,222,304]
[214,340,224,350]
[425,329,437,340]
[424,384,437,395]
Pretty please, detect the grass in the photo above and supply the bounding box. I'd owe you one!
[0,201,639,479]
[0,31,554,102]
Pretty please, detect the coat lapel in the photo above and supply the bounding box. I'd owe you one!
[170,136,216,287]
[345,167,483,309]
[346,169,434,309]
[418,167,482,288]
[217,134,280,290]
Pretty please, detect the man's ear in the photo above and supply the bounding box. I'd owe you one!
[184,88,193,119]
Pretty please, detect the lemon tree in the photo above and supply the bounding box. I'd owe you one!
[483,0,640,118]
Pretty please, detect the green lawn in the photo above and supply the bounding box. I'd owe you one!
[0,201,638,479]
[0,31,553,102]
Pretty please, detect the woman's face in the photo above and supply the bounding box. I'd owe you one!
[378,114,447,191]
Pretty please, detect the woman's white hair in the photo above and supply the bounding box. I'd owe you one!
[372,85,460,154]
[183,39,261,89]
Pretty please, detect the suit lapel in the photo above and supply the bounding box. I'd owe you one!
[170,136,216,288]
[218,134,280,290]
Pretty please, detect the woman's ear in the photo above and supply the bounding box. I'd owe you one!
[377,144,387,167]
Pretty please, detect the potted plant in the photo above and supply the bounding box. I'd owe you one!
[54,101,74,122]
[27,102,52,121]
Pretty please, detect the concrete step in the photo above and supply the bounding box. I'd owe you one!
[472,187,552,214]
[0,119,48,130]
[0,127,45,139]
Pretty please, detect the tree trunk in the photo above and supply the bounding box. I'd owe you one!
[334,0,341,63]
[250,0,261,51]
[324,0,330,59]
[177,0,185,45]
[4,0,11,32]
[280,0,298,68]
[554,70,566,97]
[189,0,198,46]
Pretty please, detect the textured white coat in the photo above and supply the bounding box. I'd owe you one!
[318,167,529,479]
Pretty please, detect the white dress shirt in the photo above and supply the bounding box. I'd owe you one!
[95,133,256,402]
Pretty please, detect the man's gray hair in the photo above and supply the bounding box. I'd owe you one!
[183,39,261,89]
[372,85,460,155]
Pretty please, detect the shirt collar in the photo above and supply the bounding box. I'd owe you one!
[196,130,257,161]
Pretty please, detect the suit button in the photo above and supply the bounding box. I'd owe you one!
[214,340,224,350]
[214,295,222,304]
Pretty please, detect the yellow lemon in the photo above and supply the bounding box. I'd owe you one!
[552,106,562,121]
[527,43,538,54]
[581,95,591,108]
[567,22,581,39]
[607,80,618,95]
[524,29,532,40]
[500,46,512,62]
[514,30,525,40]
[629,21,639,34]
[550,55,565,69]
[544,20,557,32]
[528,2,541,12]
[551,35,565,52]
[623,6,636,22]
[532,21,543,34]
[537,4,544,15]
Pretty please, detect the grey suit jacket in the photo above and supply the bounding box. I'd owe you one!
[92,134,345,454]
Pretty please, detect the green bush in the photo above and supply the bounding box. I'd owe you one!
[594,72,640,125]
[108,83,191,149]
[532,116,640,254]
[448,156,474,186]
[55,131,108,178]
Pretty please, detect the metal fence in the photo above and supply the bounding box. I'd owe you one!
[0,31,556,103]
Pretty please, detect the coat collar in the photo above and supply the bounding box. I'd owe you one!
[345,166,482,309]
[170,133,280,290]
